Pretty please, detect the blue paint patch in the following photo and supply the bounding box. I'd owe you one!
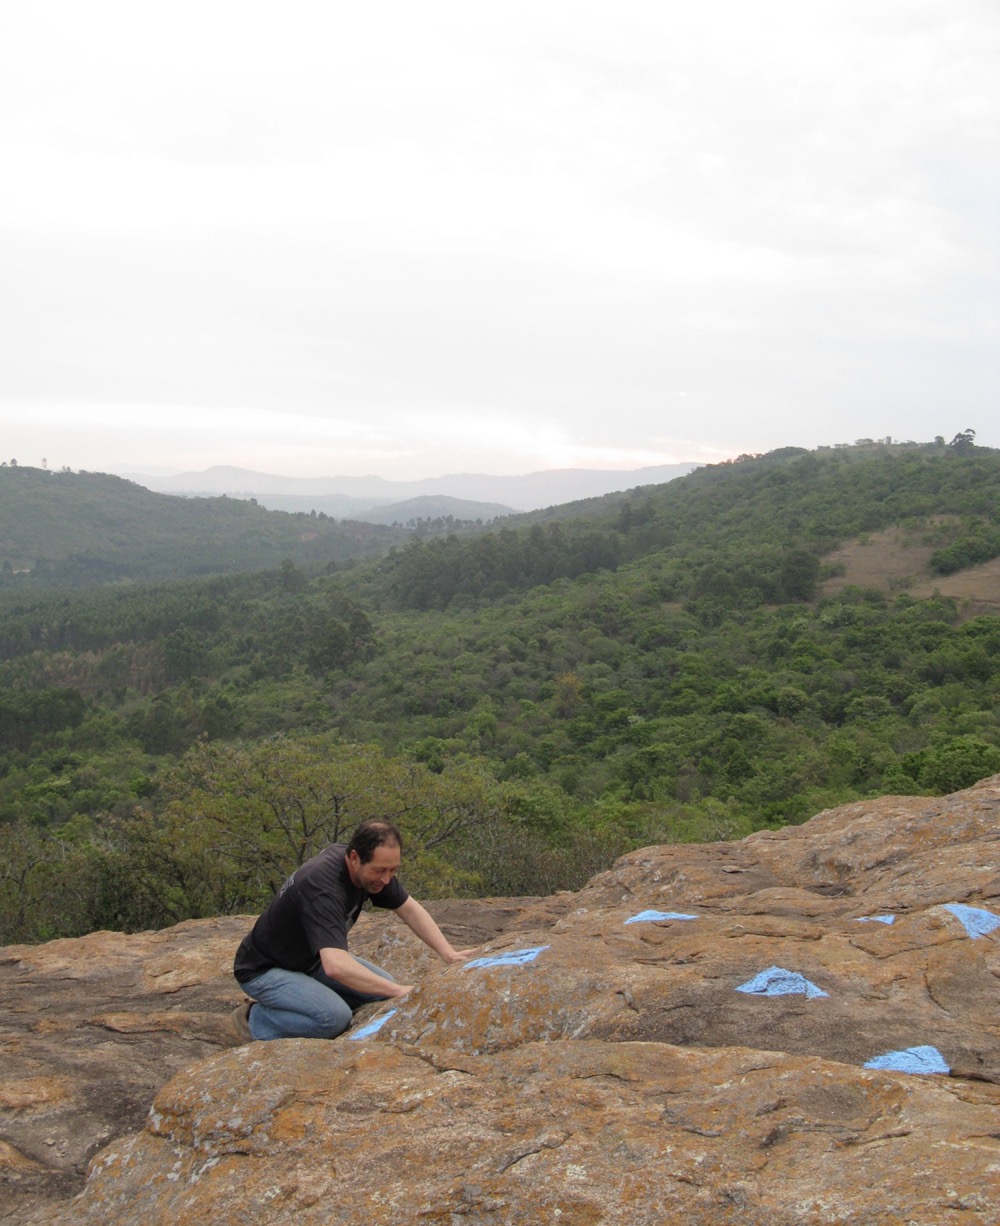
[348,1009,397,1041]
[943,903,1000,939]
[464,945,550,970]
[855,915,896,925]
[625,910,699,924]
[863,1045,950,1075]
[735,966,829,999]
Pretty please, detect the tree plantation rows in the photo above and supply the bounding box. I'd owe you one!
[2,442,999,943]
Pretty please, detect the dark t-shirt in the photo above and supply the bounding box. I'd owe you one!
[233,843,409,984]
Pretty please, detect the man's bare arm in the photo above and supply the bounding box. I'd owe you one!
[395,896,477,964]
[318,946,413,997]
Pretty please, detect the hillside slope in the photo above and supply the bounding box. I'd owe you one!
[4,444,998,596]
[2,440,999,948]
[0,466,402,583]
[352,441,1000,612]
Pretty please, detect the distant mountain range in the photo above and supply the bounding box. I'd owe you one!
[119,463,701,520]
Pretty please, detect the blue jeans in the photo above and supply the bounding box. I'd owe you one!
[239,957,395,1041]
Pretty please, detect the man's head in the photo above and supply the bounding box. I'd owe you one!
[345,820,403,893]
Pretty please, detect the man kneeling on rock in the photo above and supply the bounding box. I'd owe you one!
[231,819,474,1042]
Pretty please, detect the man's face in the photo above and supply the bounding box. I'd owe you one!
[346,842,401,893]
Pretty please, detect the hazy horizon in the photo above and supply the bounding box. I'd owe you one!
[9,439,969,488]
[109,458,703,481]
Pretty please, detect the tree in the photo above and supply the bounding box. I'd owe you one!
[110,735,504,923]
[0,821,97,943]
[280,558,309,593]
[779,548,821,602]
[915,736,1000,794]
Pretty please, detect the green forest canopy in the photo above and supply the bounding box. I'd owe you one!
[0,464,405,583]
[2,438,999,943]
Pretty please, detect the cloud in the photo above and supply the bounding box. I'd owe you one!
[1,1,997,475]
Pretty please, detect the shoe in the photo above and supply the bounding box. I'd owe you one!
[231,1000,254,1043]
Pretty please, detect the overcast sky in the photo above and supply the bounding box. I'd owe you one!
[1,0,997,479]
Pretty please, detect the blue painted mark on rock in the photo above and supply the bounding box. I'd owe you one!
[863,1045,950,1075]
[735,966,829,998]
[464,945,550,970]
[855,915,896,925]
[348,1009,397,1040]
[624,910,699,924]
[943,903,1000,939]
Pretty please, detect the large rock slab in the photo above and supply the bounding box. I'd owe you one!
[0,916,246,1222]
[0,901,541,1223]
[378,788,1000,1080]
[45,1038,1000,1226]
[371,784,1000,1084]
[5,779,1000,1223]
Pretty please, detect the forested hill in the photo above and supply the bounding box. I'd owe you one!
[4,442,997,595]
[352,440,1000,611]
[0,465,404,583]
[2,437,1000,946]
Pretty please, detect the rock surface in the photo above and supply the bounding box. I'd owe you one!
[0,900,539,1222]
[3,781,1000,1223]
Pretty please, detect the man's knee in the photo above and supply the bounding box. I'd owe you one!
[250,1001,350,1041]
[319,1007,352,1039]
[245,973,354,1041]
[307,993,353,1039]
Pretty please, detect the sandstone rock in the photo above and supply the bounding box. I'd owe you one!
[46,1039,1000,1226]
[0,903,540,1222]
[378,782,1000,1082]
[4,780,1000,1223]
